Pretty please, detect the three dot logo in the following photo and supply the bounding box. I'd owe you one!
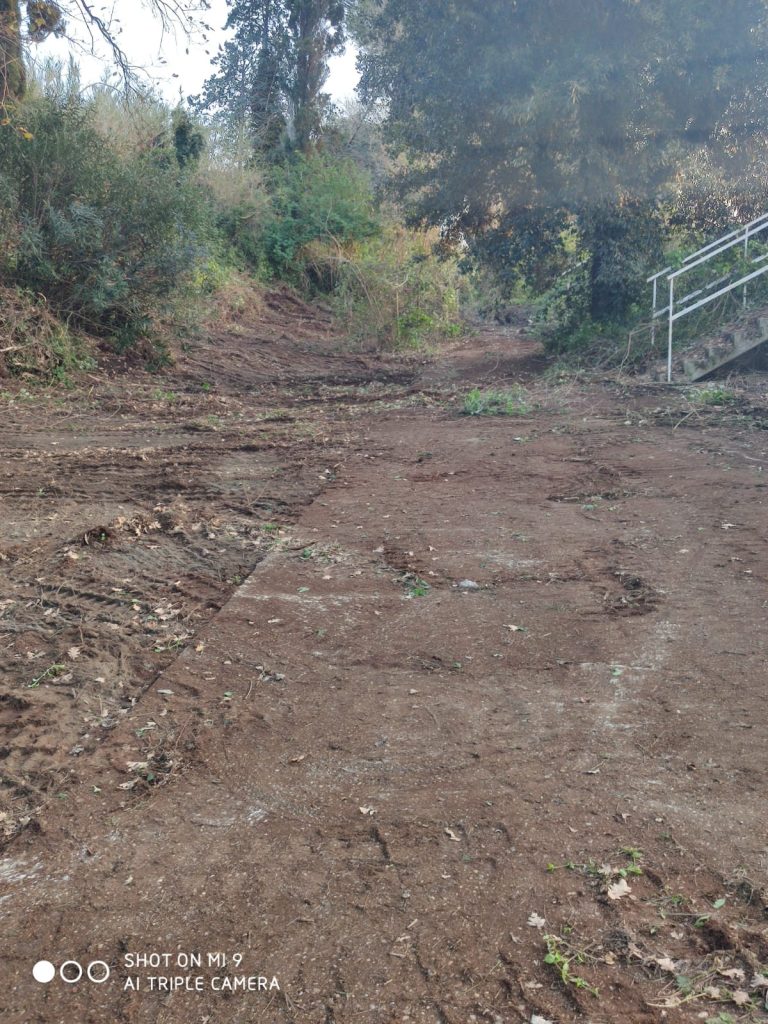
[33,960,110,985]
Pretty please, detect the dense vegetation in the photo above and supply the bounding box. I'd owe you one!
[358,0,768,357]
[3,0,768,377]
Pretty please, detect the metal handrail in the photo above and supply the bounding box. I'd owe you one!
[680,211,768,265]
[644,212,768,381]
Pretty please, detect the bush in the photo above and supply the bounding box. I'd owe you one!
[689,384,739,406]
[314,222,464,349]
[0,77,216,347]
[461,386,532,417]
[0,68,466,368]
[263,153,379,279]
[0,286,94,381]
[199,135,272,274]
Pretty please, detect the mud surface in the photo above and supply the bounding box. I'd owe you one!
[1,298,768,1024]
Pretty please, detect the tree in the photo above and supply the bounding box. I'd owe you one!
[1,1,209,110]
[197,0,345,154]
[195,0,290,151]
[358,0,768,321]
[1,1,32,105]
[287,0,344,151]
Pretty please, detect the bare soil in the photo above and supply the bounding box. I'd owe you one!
[1,295,768,1024]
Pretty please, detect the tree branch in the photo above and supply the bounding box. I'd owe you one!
[62,0,212,91]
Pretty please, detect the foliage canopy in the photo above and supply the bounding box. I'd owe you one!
[359,0,768,324]
[196,0,345,153]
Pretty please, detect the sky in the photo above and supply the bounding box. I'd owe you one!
[36,1,360,105]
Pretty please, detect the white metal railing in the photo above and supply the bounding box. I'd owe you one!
[645,212,768,381]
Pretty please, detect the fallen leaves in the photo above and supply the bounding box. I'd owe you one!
[630,937,767,1014]
[719,967,746,982]
[655,956,676,973]
[527,912,546,929]
[606,878,632,900]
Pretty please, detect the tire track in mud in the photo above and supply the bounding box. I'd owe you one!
[0,341,417,843]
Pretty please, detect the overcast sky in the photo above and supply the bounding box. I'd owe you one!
[35,0,360,105]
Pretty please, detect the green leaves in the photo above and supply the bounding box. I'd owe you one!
[359,0,768,331]
[461,386,532,417]
[262,152,378,276]
[1,83,215,345]
[196,1,347,154]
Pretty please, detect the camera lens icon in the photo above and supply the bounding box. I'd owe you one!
[60,961,83,984]
[87,962,111,984]
[33,960,110,985]
[32,961,55,984]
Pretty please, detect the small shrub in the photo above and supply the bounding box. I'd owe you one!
[462,386,532,417]
[0,72,216,351]
[189,255,232,296]
[324,223,464,349]
[263,153,379,279]
[199,139,272,274]
[0,286,94,381]
[689,384,738,406]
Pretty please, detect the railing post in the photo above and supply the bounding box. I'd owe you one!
[651,277,657,349]
[744,227,750,308]
[667,277,674,383]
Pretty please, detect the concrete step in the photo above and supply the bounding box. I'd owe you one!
[642,305,768,381]
[683,358,700,378]
[679,307,768,381]
[689,333,768,380]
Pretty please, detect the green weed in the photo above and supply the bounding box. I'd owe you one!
[543,934,599,998]
[461,386,531,417]
[152,388,178,403]
[689,385,738,407]
[27,663,67,688]
[399,572,430,598]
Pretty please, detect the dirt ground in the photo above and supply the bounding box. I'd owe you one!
[1,293,768,1024]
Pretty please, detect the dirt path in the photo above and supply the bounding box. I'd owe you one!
[2,304,768,1024]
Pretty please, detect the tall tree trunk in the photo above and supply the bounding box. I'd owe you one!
[291,3,320,152]
[250,0,286,152]
[0,0,25,107]
[288,0,344,153]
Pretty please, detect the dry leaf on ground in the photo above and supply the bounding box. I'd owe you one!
[607,878,632,900]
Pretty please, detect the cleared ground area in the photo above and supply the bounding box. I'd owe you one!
[1,301,767,1024]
